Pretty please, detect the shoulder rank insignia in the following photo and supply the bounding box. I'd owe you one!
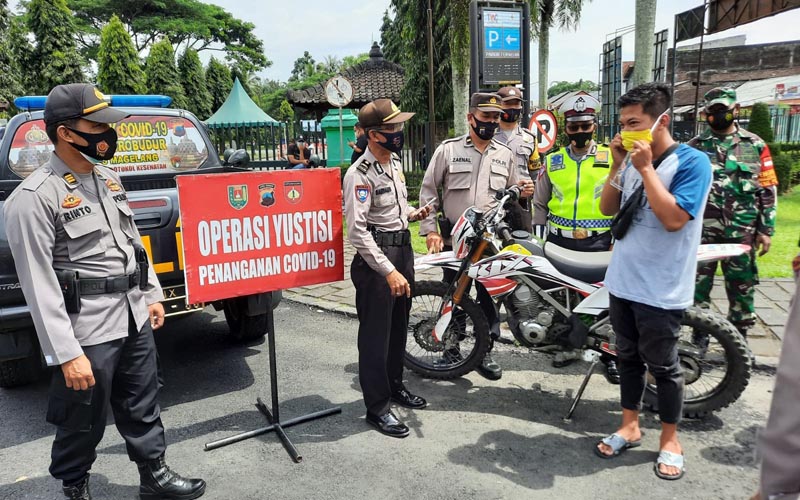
[63,172,78,187]
[357,159,370,174]
[62,194,82,209]
[355,184,370,203]
[105,179,122,192]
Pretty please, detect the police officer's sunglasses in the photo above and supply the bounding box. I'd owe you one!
[565,122,594,133]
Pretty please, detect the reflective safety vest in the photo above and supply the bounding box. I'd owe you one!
[545,144,613,232]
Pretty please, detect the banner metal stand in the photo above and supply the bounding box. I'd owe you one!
[204,292,342,462]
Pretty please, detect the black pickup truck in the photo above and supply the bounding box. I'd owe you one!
[0,99,280,387]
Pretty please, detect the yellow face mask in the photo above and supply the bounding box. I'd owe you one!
[620,112,666,151]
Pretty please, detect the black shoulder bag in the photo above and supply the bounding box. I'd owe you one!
[610,143,679,240]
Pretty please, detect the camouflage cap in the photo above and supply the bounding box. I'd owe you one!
[469,92,503,110]
[704,87,737,109]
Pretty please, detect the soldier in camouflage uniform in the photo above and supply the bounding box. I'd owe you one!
[690,87,779,338]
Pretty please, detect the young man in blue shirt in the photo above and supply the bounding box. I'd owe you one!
[596,83,712,481]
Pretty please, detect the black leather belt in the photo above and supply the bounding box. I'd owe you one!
[79,273,139,295]
[369,228,411,246]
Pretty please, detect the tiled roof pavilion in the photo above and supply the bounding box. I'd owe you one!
[287,42,405,111]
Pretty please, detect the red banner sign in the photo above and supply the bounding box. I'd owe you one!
[177,169,344,304]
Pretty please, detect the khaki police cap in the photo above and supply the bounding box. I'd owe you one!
[359,99,415,128]
[44,83,129,125]
[470,92,503,110]
[497,86,524,103]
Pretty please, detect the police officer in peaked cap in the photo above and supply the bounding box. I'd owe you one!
[419,92,534,381]
[4,83,206,500]
[343,98,432,438]
[495,86,541,232]
[532,92,619,381]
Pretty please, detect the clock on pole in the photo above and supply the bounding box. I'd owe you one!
[325,76,354,165]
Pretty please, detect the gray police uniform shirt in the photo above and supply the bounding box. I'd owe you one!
[419,134,519,240]
[495,124,536,181]
[343,146,415,277]
[4,154,162,366]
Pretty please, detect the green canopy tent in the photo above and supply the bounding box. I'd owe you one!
[205,78,285,168]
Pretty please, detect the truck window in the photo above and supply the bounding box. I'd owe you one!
[7,115,210,179]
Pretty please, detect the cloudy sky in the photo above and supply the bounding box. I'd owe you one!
[9,0,800,101]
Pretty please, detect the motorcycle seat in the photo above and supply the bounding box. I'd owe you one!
[544,242,612,284]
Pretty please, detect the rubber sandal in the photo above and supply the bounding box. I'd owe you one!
[594,433,641,459]
[654,450,685,480]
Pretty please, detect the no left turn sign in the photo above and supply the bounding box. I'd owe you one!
[528,109,558,153]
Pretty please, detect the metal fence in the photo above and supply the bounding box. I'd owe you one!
[403,121,454,172]
[207,124,327,170]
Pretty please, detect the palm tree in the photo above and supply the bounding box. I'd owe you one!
[631,0,657,87]
[530,0,590,108]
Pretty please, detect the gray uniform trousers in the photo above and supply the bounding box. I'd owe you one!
[48,310,165,485]
[759,271,800,500]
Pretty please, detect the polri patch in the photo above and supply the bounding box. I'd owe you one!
[105,179,122,192]
[550,154,565,172]
[62,194,82,209]
[355,184,370,203]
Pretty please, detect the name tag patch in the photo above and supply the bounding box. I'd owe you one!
[375,187,392,196]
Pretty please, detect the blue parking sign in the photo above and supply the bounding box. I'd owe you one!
[503,28,520,50]
[485,27,502,50]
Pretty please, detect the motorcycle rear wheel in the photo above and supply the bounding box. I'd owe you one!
[642,306,751,419]
[404,280,491,379]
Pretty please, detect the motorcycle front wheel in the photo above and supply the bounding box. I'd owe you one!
[404,280,491,379]
[642,306,751,419]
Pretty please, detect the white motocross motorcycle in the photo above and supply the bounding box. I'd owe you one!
[406,188,751,419]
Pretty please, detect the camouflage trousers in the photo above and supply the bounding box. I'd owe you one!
[695,245,758,334]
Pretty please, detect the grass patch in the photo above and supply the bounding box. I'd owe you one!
[758,186,800,278]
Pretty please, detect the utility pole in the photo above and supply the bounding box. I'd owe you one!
[426,0,435,169]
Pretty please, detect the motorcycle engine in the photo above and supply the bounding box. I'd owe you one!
[511,284,554,345]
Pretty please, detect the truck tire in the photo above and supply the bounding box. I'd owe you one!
[223,299,268,341]
[0,352,44,388]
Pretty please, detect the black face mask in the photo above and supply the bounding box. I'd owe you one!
[471,117,498,141]
[501,108,522,123]
[707,108,735,131]
[567,131,593,149]
[375,130,404,154]
[66,127,118,161]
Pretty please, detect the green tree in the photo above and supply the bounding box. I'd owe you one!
[178,48,212,119]
[380,1,453,124]
[277,99,294,123]
[4,14,33,95]
[68,0,269,72]
[0,0,23,113]
[747,102,774,143]
[631,0,657,87]
[145,38,187,109]
[289,51,316,82]
[97,14,146,94]
[27,0,85,93]
[206,56,233,113]
[547,79,598,98]
[531,0,590,108]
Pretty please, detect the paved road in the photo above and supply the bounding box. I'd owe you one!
[0,302,773,500]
